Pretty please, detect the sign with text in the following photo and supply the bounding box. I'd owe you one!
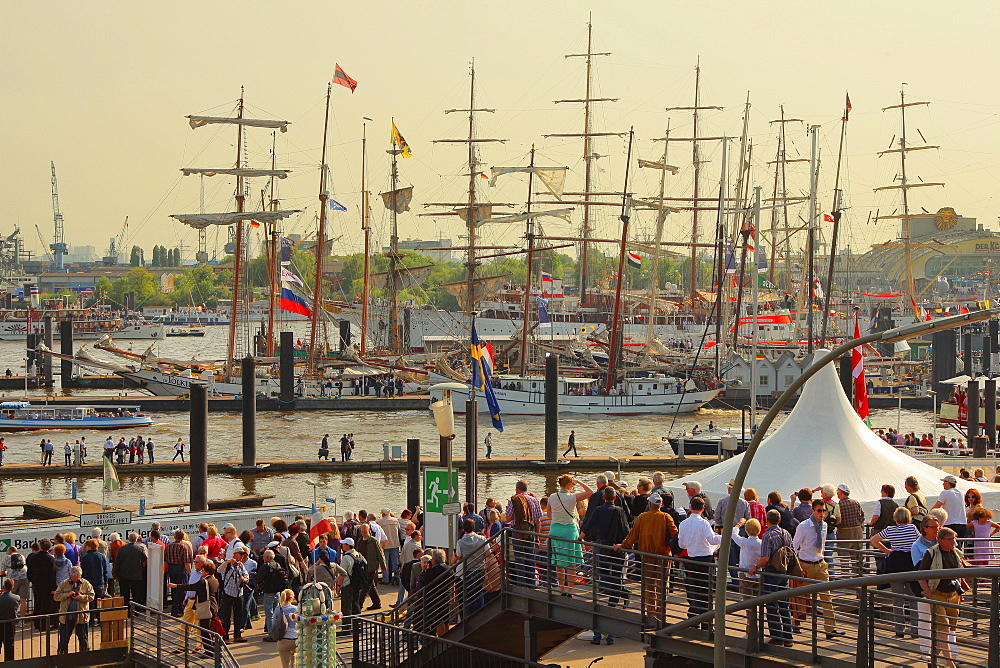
[80,510,132,527]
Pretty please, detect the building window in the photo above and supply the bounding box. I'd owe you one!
[759,375,769,386]
[785,375,795,386]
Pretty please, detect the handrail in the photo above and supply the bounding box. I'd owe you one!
[129,602,238,667]
[663,566,1000,633]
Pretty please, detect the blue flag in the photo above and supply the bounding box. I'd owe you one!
[537,297,551,327]
[470,324,504,432]
[329,199,347,211]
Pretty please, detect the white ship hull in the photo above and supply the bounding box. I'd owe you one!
[429,373,719,416]
[0,322,164,341]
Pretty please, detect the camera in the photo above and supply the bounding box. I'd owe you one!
[948,579,966,596]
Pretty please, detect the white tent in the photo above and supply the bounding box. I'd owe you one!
[667,350,1000,511]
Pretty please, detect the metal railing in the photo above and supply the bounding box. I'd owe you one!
[129,602,238,668]
[2,605,130,662]
[350,616,554,667]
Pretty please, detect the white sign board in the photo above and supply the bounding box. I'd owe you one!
[80,510,132,527]
[146,542,165,611]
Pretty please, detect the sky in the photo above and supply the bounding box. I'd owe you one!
[5,2,1000,269]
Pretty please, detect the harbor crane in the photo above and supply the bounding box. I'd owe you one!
[49,161,68,271]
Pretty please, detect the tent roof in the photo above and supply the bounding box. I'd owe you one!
[667,349,1000,510]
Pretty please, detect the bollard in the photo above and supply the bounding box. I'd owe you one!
[544,355,559,462]
[189,381,209,512]
[406,438,420,512]
[241,355,256,468]
[677,437,686,459]
[139,498,146,516]
[71,480,77,500]
[974,435,989,458]
[968,379,981,445]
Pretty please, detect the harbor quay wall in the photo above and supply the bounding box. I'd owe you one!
[0,455,718,479]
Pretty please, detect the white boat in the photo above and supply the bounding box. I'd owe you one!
[0,319,163,341]
[428,372,719,416]
[0,402,152,431]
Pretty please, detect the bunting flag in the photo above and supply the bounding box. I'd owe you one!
[391,122,412,158]
[333,64,357,93]
[329,199,347,211]
[310,510,334,547]
[537,297,551,327]
[280,287,312,317]
[627,252,642,269]
[852,314,870,422]
[470,324,504,432]
[280,267,304,286]
[103,456,121,492]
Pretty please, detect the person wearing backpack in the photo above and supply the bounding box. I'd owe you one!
[337,538,368,623]
[505,480,543,587]
[751,509,795,647]
[0,548,29,619]
[258,550,289,640]
[792,500,843,640]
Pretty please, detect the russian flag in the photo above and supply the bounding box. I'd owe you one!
[540,272,553,283]
[280,288,312,317]
[627,252,642,269]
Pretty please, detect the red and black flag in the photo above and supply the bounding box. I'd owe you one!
[844,92,852,121]
[333,64,357,93]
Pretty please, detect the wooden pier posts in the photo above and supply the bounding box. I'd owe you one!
[544,354,558,462]
[241,355,256,468]
[189,381,208,512]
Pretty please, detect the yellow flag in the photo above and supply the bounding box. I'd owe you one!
[391,122,412,158]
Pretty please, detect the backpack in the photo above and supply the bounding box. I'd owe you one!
[342,520,358,541]
[8,553,24,570]
[346,551,369,599]
[511,494,535,531]
[269,607,288,642]
[766,529,803,578]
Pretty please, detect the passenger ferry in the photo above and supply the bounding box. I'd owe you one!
[0,402,152,431]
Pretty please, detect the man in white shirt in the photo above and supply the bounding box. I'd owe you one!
[932,475,966,538]
[677,496,721,621]
[791,500,842,639]
[222,524,246,560]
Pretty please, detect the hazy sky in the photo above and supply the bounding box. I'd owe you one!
[5,2,1000,267]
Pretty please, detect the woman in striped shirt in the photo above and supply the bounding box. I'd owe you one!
[871,507,921,637]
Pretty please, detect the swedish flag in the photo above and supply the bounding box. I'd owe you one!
[470,325,504,432]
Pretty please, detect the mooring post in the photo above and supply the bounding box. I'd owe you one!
[544,354,558,462]
[189,381,209,512]
[279,331,294,403]
[406,438,420,513]
[241,355,256,468]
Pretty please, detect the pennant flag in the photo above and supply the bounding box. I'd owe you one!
[852,314,869,421]
[103,456,121,492]
[329,199,347,211]
[537,297,551,327]
[280,267,304,286]
[391,122,412,158]
[845,93,852,121]
[280,287,312,317]
[280,237,293,264]
[470,324,504,431]
[758,274,778,290]
[960,306,970,314]
[310,510,334,548]
[333,64,357,93]
[627,252,642,269]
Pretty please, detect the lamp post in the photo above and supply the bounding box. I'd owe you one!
[608,456,621,481]
[927,390,937,443]
[711,308,1000,667]
[431,383,463,554]
[305,479,326,514]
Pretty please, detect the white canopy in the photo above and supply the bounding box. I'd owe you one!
[667,350,1000,510]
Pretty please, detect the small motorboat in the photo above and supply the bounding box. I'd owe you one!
[166,327,206,337]
[0,402,152,431]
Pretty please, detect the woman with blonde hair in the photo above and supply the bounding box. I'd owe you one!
[732,518,762,598]
[548,474,593,596]
[273,589,298,667]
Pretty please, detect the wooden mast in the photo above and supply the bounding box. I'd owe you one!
[265,131,278,357]
[820,95,850,345]
[225,89,246,379]
[518,146,536,375]
[388,117,401,353]
[876,89,943,316]
[646,125,670,347]
[308,83,332,372]
[604,128,634,394]
[766,107,806,288]
[360,119,371,356]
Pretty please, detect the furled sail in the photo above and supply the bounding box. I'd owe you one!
[441,274,509,310]
[370,264,434,292]
[454,204,494,226]
[632,198,682,213]
[479,208,574,226]
[181,168,290,179]
[489,166,568,200]
[381,186,414,213]
[187,116,290,132]
[170,210,301,230]
[638,159,679,174]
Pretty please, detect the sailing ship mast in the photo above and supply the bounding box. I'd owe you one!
[360,119,371,356]
[387,117,402,353]
[820,94,851,346]
[765,107,806,289]
[171,91,297,380]
[308,83,333,372]
[518,147,536,376]
[604,129,634,393]
[265,131,279,357]
[875,88,943,315]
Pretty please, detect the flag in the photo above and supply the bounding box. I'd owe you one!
[852,314,870,421]
[823,213,835,224]
[627,252,642,269]
[329,199,347,211]
[280,267,304,286]
[537,297,551,327]
[845,93,852,121]
[249,220,261,228]
[333,64,357,93]
[310,511,334,548]
[103,456,121,492]
[960,306,970,314]
[758,274,778,290]
[470,324,504,432]
[811,275,824,300]
[279,288,312,317]
[280,237,293,264]
[540,272,553,283]
[391,122,412,158]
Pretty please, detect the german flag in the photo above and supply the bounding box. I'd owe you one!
[333,64,357,93]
